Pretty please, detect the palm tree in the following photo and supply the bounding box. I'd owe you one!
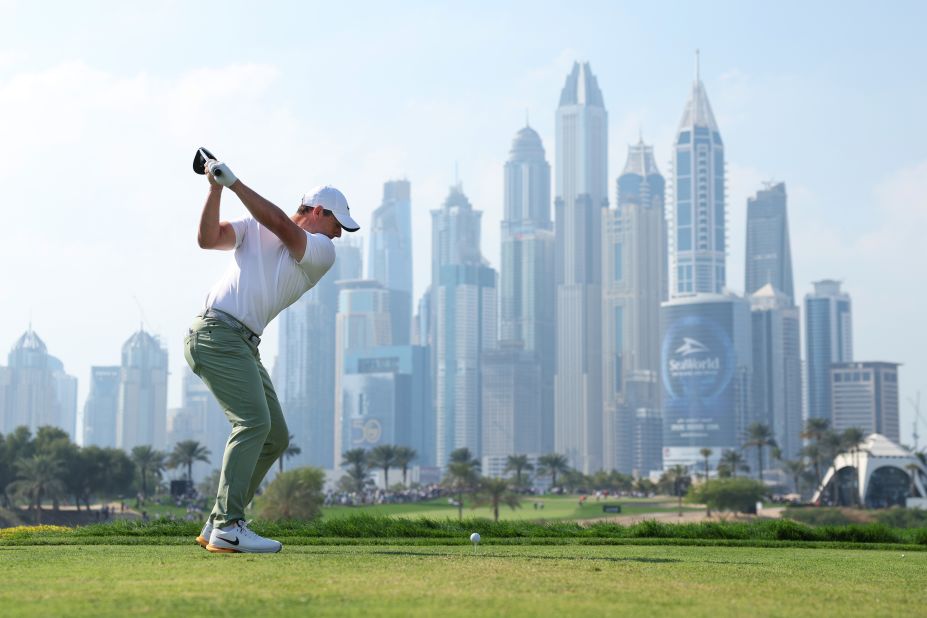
[168,440,211,482]
[537,453,570,490]
[660,465,690,516]
[443,461,480,520]
[278,434,302,474]
[474,477,522,521]
[784,459,807,496]
[743,422,777,483]
[504,454,534,487]
[9,454,65,524]
[131,445,166,501]
[341,448,369,493]
[393,446,417,487]
[719,449,749,479]
[841,427,866,506]
[699,448,713,484]
[801,418,831,487]
[368,444,399,489]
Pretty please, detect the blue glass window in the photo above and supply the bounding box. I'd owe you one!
[677,203,691,225]
[676,151,691,174]
[677,179,691,201]
[677,227,691,251]
[613,242,623,281]
[677,131,691,145]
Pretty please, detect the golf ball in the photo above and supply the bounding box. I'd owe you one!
[470,532,481,543]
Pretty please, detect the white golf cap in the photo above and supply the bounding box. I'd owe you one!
[300,185,359,232]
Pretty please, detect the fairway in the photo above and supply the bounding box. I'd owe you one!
[1,543,922,617]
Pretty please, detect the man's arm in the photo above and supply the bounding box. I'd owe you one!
[228,180,308,262]
[197,184,238,250]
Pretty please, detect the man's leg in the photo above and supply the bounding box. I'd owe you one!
[185,319,270,529]
[243,358,289,507]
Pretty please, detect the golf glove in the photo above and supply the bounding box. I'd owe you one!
[206,160,238,187]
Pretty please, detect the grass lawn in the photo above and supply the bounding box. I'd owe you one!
[320,495,700,521]
[0,543,922,617]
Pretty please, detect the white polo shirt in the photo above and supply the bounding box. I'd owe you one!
[204,217,336,335]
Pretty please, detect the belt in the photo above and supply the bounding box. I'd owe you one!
[199,308,261,346]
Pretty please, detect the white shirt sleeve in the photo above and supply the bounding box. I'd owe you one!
[298,232,336,281]
[229,217,252,249]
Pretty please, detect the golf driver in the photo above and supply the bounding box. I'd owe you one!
[192,146,223,177]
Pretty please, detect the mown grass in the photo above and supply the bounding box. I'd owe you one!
[1,544,924,617]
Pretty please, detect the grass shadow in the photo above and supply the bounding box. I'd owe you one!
[367,549,680,564]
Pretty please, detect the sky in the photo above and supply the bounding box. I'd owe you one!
[1,1,925,445]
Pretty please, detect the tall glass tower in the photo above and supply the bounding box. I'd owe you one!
[368,180,413,344]
[670,55,726,297]
[554,61,608,474]
[805,280,853,421]
[500,124,555,453]
[745,182,794,302]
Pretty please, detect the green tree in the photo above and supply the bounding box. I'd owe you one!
[443,448,481,520]
[743,422,777,483]
[504,454,534,487]
[278,434,301,473]
[9,454,65,523]
[341,448,370,493]
[131,445,166,501]
[368,444,399,489]
[537,453,570,490]
[394,446,417,486]
[100,448,136,498]
[659,465,691,516]
[258,466,325,520]
[801,418,831,487]
[687,477,767,514]
[783,459,807,496]
[0,432,9,508]
[699,448,713,484]
[718,449,749,479]
[840,427,866,506]
[473,477,522,522]
[168,440,211,482]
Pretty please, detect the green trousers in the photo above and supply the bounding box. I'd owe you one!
[183,315,288,529]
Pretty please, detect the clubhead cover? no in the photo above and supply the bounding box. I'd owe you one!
[192,146,218,175]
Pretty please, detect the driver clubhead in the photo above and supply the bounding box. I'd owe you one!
[192,147,218,175]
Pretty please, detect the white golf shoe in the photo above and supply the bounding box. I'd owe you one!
[195,520,213,549]
[206,520,283,554]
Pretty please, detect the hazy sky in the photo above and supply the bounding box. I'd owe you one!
[2,1,925,445]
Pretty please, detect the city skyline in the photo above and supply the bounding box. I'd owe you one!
[1,3,925,449]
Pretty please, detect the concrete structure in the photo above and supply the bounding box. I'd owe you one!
[831,362,900,443]
[660,293,752,469]
[82,366,120,448]
[745,182,794,303]
[669,55,726,297]
[116,329,168,450]
[277,237,362,470]
[480,341,542,461]
[603,138,666,474]
[431,184,497,465]
[368,179,413,344]
[813,433,926,508]
[554,61,608,474]
[750,284,803,461]
[0,329,78,439]
[500,125,555,453]
[805,280,853,421]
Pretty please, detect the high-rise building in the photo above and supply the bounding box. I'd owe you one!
[116,328,168,450]
[0,329,77,439]
[660,293,752,469]
[480,341,542,463]
[831,362,900,442]
[334,279,393,465]
[669,56,726,297]
[277,237,362,470]
[745,183,794,302]
[750,284,803,462]
[500,125,555,452]
[554,61,608,473]
[603,138,666,474]
[368,180,413,344]
[180,366,225,474]
[82,366,120,448]
[341,345,432,465]
[805,280,853,422]
[431,184,497,465]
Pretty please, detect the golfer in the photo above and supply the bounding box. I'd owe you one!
[185,158,358,553]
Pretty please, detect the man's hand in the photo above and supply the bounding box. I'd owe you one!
[206,160,239,188]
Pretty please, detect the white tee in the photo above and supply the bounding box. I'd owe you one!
[204,217,336,335]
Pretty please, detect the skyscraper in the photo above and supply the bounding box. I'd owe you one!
[831,362,900,442]
[669,56,726,297]
[0,329,78,439]
[603,138,666,474]
[115,328,168,450]
[500,124,555,452]
[277,237,362,470]
[431,184,497,465]
[554,61,608,473]
[805,280,853,421]
[745,182,794,302]
[368,180,413,344]
[82,366,120,448]
[750,284,803,462]
[481,342,542,463]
